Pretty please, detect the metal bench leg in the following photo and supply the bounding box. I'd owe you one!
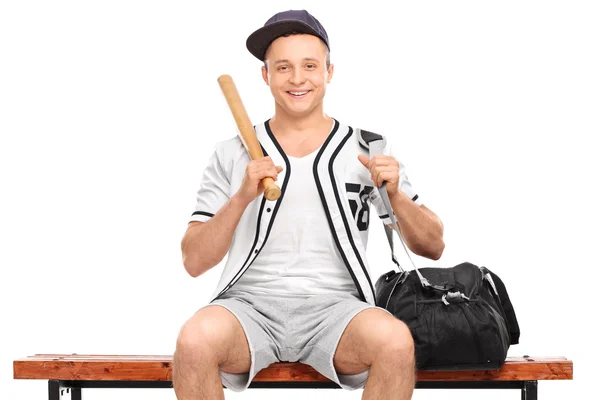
[71,387,82,400]
[48,381,82,400]
[49,381,59,400]
[522,380,538,400]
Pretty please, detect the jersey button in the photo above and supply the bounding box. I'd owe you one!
[267,208,272,212]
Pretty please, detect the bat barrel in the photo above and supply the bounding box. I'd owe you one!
[217,74,281,201]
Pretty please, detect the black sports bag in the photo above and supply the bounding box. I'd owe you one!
[365,132,520,370]
[374,261,520,370]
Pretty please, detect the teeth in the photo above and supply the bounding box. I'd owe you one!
[289,91,308,95]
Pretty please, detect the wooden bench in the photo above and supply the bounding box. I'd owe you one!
[13,354,572,399]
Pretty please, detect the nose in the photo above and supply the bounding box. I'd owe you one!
[289,68,306,86]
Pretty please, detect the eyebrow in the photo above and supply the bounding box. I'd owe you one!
[274,57,320,64]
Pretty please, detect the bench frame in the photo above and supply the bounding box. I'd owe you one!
[46,379,539,400]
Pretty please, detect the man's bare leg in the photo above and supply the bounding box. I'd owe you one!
[172,305,252,400]
[333,308,415,400]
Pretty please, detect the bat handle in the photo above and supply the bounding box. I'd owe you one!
[262,177,281,200]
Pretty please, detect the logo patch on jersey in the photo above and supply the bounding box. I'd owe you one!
[345,183,373,232]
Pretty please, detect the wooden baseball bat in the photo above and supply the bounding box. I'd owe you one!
[217,74,281,201]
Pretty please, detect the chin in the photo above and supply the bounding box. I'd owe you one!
[277,101,311,115]
[285,107,314,117]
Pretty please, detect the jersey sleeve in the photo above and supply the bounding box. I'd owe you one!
[369,142,422,225]
[189,145,231,223]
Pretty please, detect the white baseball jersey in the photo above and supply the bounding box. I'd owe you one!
[189,118,422,305]
[230,136,360,298]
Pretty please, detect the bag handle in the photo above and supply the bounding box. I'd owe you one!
[368,137,438,290]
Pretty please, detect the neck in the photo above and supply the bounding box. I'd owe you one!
[270,103,332,136]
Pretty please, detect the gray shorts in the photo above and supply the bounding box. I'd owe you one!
[205,289,392,392]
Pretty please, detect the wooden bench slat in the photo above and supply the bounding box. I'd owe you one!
[17,354,568,363]
[13,355,573,382]
[18,354,174,361]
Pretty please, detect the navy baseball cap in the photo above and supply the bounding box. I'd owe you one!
[246,9,329,61]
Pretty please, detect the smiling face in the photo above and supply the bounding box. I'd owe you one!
[262,34,334,119]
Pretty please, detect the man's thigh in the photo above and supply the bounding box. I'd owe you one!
[333,307,400,374]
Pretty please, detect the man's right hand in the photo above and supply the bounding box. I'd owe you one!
[234,156,283,205]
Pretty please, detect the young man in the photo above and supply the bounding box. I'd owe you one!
[174,9,444,400]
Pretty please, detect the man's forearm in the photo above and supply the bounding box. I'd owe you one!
[388,191,445,260]
[181,195,250,277]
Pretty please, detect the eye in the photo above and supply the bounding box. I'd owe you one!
[277,65,289,71]
[306,64,316,69]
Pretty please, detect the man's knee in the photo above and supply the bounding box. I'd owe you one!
[175,305,238,366]
[374,315,415,365]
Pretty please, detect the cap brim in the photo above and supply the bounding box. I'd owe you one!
[246,20,327,61]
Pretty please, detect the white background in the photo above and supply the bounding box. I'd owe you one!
[2,1,597,399]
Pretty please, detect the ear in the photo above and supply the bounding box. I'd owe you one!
[326,63,334,83]
[261,65,269,85]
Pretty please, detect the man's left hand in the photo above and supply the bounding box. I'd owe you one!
[358,154,400,198]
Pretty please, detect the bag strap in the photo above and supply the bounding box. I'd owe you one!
[367,135,434,289]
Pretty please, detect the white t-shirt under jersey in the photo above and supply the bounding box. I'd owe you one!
[231,147,360,298]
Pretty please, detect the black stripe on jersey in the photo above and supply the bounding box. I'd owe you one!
[214,144,268,299]
[214,123,292,300]
[412,194,419,202]
[214,195,267,300]
[314,121,367,303]
[191,211,214,217]
[249,122,292,267]
[329,126,376,302]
